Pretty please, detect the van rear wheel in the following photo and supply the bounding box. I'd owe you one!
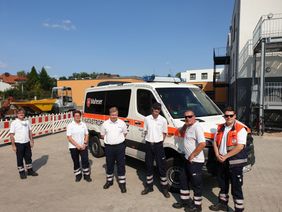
[166,157,184,193]
[89,135,104,158]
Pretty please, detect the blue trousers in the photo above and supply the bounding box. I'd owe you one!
[179,161,204,207]
[145,141,168,187]
[105,142,126,184]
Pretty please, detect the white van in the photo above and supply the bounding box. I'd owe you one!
[83,81,255,191]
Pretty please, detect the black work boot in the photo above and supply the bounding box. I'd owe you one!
[172,199,192,209]
[27,169,39,176]
[185,204,202,212]
[84,175,92,182]
[162,187,170,198]
[103,181,113,189]
[75,174,82,182]
[119,183,127,193]
[19,171,27,179]
[209,202,229,211]
[141,186,154,195]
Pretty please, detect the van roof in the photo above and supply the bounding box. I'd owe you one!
[85,82,199,92]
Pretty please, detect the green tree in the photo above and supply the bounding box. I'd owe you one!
[17,70,26,77]
[80,72,90,79]
[59,76,67,80]
[25,66,39,92]
[175,72,181,78]
[39,67,52,91]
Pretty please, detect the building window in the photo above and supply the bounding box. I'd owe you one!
[190,73,196,80]
[201,73,208,80]
[215,72,220,79]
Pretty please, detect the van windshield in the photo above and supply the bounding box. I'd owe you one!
[156,87,222,118]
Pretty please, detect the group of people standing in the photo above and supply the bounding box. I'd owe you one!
[9,104,249,212]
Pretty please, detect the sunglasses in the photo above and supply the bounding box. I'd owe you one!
[224,114,235,118]
[185,115,194,119]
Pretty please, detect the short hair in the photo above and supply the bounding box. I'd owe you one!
[109,107,118,114]
[152,102,161,110]
[16,108,25,114]
[223,106,235,113]
[185,110,195,115]
[72,110,82,116]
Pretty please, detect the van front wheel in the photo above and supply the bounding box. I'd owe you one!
[89,135,104,158]
[166,157,184,193]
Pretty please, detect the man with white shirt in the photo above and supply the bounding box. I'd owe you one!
[9,108,38,179]
[100,107,128,193]
[209,106,249,212]
[141,102,170,198]
[172,110,206,212]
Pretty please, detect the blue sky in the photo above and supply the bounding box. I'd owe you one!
[0,0,234,78]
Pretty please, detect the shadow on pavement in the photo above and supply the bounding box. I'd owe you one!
[125,156,225,209]
[125,156,171,196]
[33,155,49,172]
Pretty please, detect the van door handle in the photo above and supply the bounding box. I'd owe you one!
[124,120,130,123]
[135,121,141,125]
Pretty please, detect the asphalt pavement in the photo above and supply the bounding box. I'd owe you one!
[0,133,281,212]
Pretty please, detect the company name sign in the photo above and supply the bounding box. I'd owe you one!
[86,98,103,107]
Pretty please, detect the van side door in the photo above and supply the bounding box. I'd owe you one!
[125,88,159,160]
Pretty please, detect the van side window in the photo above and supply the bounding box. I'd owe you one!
[84,91,106,115]
[105,90,131,117]
[137,89,157,116]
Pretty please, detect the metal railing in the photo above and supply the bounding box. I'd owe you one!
[253,13,282,47]
[265,82,282,104]
[238,40,253,77]
[213,47,230,57]
[251,82,282,105]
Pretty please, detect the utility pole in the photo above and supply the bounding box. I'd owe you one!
[259,38,266,135]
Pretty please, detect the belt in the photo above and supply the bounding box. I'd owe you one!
[105,142,125,146]
[146,141,163,145]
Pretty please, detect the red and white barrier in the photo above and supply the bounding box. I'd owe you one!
[0,112,73,144]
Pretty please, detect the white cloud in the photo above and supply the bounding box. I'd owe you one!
[42,19,76,31]
[44,65,52,70]
[0,60,8,69]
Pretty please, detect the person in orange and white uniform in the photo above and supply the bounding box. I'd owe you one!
[210,106,249,212]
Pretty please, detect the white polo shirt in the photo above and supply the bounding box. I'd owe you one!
[66,120,89,149]
[183,121,206,163]
[9,118,32,144]
[144,114,168,143]
[100,119,127,145]
[214,122,247,156]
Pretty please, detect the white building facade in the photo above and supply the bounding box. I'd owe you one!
[222,0,282,130]
[181,68,225,82]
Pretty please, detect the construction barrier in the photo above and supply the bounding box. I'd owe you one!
[0,112,73,144]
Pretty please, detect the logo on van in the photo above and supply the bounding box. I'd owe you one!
[86,98,103,107]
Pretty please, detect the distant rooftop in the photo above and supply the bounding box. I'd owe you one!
[0,72,26,84]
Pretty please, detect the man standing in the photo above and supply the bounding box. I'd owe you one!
[9,108,38,179]
[209,106,249,212]
[141,102,170,198]
[100,107,128,193]
[172,110,206,212]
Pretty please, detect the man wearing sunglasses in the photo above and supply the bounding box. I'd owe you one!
[172,110,206,212]
[141,102,170,198]
[210,106,249,212]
